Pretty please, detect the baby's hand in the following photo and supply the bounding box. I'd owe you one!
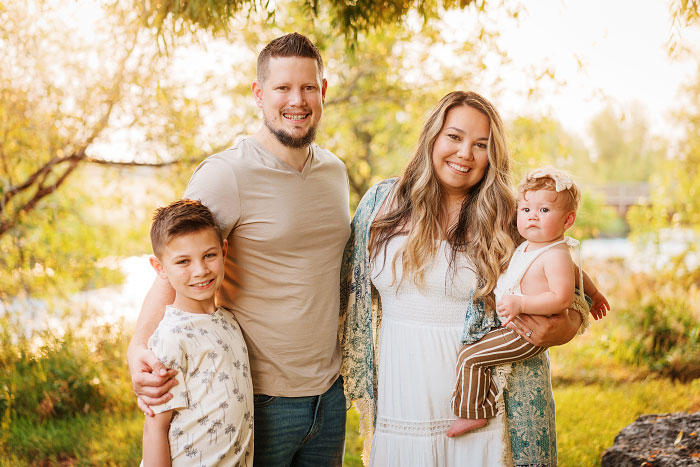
[497,295,525,327]
[589,290,610,320]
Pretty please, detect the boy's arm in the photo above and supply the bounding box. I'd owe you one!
[127,276,178,415]
[143,410,173,467]
[498,248,575,326]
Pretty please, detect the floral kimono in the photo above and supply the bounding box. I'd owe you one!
[339,179,558,466]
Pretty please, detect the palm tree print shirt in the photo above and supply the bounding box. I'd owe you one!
[149,305,253,466]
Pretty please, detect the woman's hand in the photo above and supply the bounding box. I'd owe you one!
[128,345,178,416]
[506,309,582,348]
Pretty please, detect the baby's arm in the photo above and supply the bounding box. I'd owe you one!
[143,410,173,467]
[498,248,575,326]
[581,270,610,320]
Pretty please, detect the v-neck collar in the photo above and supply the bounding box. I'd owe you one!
[248,137,314,180]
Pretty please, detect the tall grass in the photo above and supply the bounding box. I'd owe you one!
[0,314,139,464]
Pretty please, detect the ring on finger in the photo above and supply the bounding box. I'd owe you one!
[525,330,533,338]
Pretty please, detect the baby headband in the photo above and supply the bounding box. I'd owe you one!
[529,168,573,193]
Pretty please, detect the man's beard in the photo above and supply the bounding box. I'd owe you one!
[264,119,317,149]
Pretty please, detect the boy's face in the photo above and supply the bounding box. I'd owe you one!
[517,189,576,246]
[150,228,227,312]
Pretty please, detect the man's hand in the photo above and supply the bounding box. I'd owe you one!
[497,295,524,327]
[589,290,610,320]
[128,346,178,416]
[506,309,582,348]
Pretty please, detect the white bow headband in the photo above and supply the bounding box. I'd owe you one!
[529,168,574,193]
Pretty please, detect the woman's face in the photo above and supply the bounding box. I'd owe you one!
[431,105,490,200]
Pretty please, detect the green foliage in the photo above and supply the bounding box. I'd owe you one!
[588,104,664,183]
[615,277,700,380]
[569,192,627,240]
[137,0,487,44]
[628,64,700,281]
[550,258,700,383]
[509,116,591,177]
[0,166,149,300]
[0,312,140,464]
[0,0,222,297]
[0,318,134,425]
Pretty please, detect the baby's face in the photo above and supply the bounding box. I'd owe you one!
[517,189,575,246]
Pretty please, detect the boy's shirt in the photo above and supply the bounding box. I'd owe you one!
[149,305,253,466]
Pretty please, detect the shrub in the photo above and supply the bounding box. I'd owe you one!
[0,317,133,423]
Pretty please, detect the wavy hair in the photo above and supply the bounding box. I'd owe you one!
[369,91,518,309]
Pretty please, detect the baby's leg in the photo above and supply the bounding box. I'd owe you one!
[449,328,545,437]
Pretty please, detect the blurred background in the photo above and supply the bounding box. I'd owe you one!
[1,0,699,465]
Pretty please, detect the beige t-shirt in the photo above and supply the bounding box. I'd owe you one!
[184,137,350,396]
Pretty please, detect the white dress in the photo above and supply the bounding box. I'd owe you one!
[370,237,504,466]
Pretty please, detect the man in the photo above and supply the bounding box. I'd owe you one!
[128,33,350,466]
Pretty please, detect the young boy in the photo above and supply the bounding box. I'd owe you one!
[447,167,610,437]
[142,199,253,466]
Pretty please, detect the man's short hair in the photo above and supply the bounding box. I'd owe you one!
[150,199,222,258]
[257,32,324,84]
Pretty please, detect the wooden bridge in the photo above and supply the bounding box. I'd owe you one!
[583,182,650,216]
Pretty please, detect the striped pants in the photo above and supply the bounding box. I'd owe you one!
[451,327,546,419]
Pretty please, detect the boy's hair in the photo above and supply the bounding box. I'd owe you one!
[257,32,324,84]
[150,199,222,257]
[519,167,581,212]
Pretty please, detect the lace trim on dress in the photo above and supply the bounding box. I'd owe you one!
[375,416,497,437]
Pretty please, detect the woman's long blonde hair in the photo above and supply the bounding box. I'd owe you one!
[369,91,518,310]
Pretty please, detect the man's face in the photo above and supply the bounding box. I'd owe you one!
[253,56,327,148]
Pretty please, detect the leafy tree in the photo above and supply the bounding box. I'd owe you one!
[627,63,700,270]
[587,104,664,183]
[0,0,522,297]
[509,116,591,178]
[138,0,491,42]
[0,0,224,297]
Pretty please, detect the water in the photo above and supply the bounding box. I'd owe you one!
[2,256,155,335]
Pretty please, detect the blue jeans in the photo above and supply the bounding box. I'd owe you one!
[253,376,346,467]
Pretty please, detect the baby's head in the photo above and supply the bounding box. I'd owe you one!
[516,167,580,243]
[149,199,226,303]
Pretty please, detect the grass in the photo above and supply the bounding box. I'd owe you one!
[554,379,700,466]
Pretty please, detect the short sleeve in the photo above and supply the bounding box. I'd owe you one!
[183,152,241,239]
[148,328,189,413]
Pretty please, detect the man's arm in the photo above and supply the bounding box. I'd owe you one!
[127,275,178,415]
[142,410,173,467]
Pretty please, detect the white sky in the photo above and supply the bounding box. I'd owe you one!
[490,0,699,143]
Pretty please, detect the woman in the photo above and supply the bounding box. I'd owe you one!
[339,91,582,466]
